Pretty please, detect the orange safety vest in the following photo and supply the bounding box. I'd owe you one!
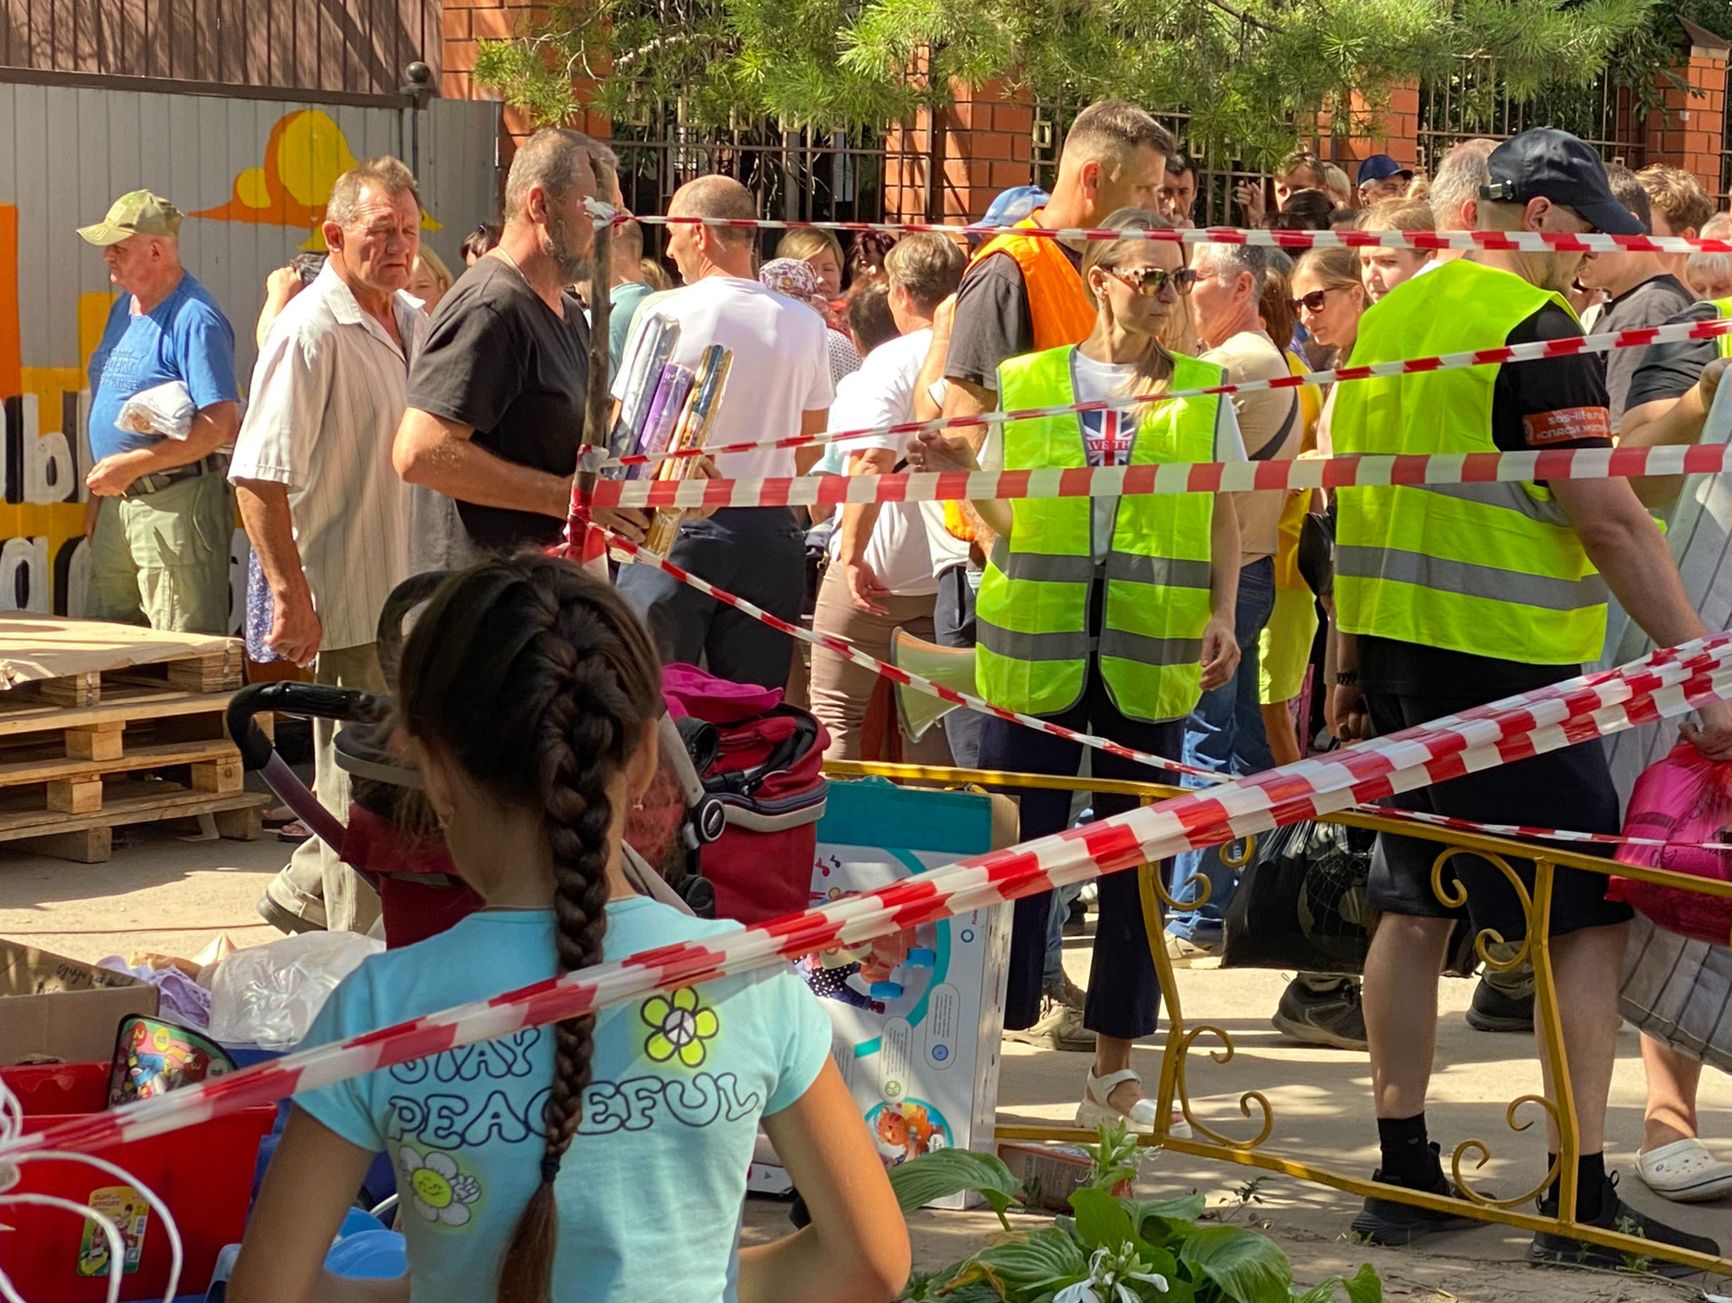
[945,212,1095,541]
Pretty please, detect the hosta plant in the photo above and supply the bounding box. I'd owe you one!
[887,1125,1380,1303]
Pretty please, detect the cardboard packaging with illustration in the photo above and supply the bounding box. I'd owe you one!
[750,778,1017,1209]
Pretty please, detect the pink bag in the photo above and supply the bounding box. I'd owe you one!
[1608,743,1732,945]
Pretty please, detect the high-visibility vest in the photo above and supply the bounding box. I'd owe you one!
[1332,259,1605,665]
[943,212,1096,542]
[1712,297,1732,359]
[1273,350,1322,592]
[975,346,1224,723]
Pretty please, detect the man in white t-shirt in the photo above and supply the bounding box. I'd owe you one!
[612,176,833,688]
[810,234,967,759]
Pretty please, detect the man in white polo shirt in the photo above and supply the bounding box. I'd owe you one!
[230,156,428,935]
[613,175,833,688]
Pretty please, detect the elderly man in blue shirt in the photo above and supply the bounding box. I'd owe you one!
[81,189,240,633]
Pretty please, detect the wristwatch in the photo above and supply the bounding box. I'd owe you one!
[1334,670,1359,687]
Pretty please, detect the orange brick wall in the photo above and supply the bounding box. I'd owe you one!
[885,81,1040,223]
[442,0,611,173]
[1632,42,1728,199]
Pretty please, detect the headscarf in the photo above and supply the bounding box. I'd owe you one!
[758,257,828,309]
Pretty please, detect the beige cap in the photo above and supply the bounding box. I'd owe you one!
[77,190,184,246]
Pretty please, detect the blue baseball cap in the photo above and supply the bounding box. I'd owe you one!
[1356,154,1413,188]
[982,185,1049,227]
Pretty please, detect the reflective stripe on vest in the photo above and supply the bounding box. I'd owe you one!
[1331,259,1605,665]
[1713,297,1732,360]
[975,345,1223,723]
[942,212,1096,543]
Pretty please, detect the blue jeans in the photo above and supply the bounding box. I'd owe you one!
[1166,556,1277,943]
[1043,882,1084,987]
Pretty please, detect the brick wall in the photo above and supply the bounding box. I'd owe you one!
[441,0,610,168]
[1632,35,1728,200]
[1310,81,1422,182]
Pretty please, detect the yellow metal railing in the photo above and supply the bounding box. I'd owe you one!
[824,759,1732,1277]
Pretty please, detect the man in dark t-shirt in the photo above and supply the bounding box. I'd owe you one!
[394,126,648,569]
[1332,129,1730,1267]
[1576,165,1695,419]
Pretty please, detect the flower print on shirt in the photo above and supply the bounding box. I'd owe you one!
[401,1145,482,1227]
[641,987,720,1068]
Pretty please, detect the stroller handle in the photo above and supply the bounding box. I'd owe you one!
[225,682,388,771]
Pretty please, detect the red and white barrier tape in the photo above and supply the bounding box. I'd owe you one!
[633,212,1732,257]
[584,519,1732,851]
[596,315,1732,471]
[4,635,1726,1161]
[591,441,1732,513]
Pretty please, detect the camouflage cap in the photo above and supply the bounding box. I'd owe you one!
[77,190,184,246]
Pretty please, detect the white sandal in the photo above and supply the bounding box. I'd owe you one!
[1636,1138,1732,1202]
[1076,1068,1192,1141]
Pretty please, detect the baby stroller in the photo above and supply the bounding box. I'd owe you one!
[227,573,830,947]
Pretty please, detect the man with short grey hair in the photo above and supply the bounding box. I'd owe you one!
[393,126,644,568]
[1426,138,1498,256]
[234,155,428,935]
[81,189,240,633]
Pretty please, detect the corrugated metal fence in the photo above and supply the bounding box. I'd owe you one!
[0,76,500,616]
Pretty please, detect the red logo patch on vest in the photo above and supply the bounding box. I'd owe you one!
[1520,406,1611,447]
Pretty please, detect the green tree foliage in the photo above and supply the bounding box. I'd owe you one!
[475,0,1678,167]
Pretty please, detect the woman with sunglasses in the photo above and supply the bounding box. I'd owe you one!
[1290,248,1368,457]
[907,209,1246,1136]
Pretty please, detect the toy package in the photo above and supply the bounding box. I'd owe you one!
[752,779,1015,1209]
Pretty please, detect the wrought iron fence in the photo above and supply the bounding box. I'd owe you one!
[611,107,924,262]
[1032,99,1287,229]
[1418,57,1645,176]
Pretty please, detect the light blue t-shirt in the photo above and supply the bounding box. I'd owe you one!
[87,273,238,462]
[296,898,831,1303]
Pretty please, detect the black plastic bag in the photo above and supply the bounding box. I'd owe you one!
[1221,820,1376,973]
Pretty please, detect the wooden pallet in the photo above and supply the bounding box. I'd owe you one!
[0,621,266,863]
[0,641,242,710]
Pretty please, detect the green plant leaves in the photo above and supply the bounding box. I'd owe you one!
[976,1227,1091,1289]
[887,1147,1024,1216]
[1180,1225,1294,1303]
[1069,1187,1136,1249]
[1292,1263,1383,1303]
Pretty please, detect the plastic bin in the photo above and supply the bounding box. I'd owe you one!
[0,1062,275,1302]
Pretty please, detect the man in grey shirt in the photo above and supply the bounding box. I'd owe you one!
[1578,165,1694,419]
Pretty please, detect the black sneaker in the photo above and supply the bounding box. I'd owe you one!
[1271,977,1367,1051]
[1466,977,1534,1033]
[1529,1173,1721,1277]
[1350,1148,1485,1246]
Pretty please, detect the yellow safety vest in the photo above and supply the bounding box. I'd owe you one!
[1332,259,1605,665]
[975,346,1223,723]
[1713,297,1732,359]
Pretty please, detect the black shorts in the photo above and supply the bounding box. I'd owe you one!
[1363,687,1633,941]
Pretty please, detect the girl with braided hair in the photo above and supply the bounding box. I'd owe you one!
[231,555,908,1303]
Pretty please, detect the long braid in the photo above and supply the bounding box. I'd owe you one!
[397,555,661,1303]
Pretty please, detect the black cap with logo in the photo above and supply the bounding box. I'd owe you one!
[1479,128,1644,236]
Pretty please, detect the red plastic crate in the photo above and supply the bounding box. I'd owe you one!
[0,1062,275,1302]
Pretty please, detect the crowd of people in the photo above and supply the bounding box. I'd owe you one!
[74,103,1732,1295]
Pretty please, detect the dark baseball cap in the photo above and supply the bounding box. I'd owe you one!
[1356,155,1412,187]
[1480,128,1644,236]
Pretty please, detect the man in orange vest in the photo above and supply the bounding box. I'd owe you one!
[935,100,1173,1052]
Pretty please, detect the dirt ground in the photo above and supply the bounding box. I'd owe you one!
[2,819,1728,1303]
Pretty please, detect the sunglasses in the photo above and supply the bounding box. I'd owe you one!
[1105,266,1198,296]
[1289,286,1343,314]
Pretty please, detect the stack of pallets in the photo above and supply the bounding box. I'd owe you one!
[0,618,270,862]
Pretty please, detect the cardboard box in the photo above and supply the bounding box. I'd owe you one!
[749,779,1016,1210]
[0,940,159,1065]
[997,1141,1132,1213]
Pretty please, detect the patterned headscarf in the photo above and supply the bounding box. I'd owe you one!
[758,257,827,309]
